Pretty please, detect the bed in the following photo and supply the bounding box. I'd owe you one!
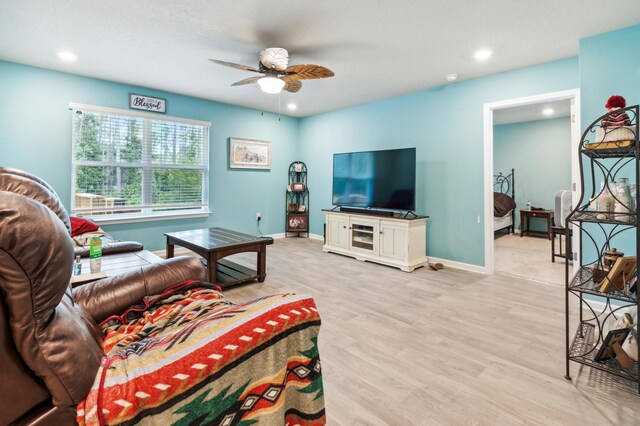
[494,168,516,234]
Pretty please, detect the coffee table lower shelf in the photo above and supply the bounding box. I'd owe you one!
[214,259,261,288]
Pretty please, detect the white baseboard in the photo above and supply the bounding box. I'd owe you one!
[427,256,488,275]
[271,232,323,241]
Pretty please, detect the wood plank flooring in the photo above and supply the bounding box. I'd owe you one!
[495,233,565,286]
[216,238,638,425]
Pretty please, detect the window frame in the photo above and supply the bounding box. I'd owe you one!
[69,102,211,224]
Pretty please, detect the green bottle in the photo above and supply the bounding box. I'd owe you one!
[89,237,102,273]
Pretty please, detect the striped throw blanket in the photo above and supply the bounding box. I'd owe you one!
[77,281,325,425]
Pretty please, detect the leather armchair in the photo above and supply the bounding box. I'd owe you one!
[0,170,206,425]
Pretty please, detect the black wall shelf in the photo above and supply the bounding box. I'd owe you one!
[565,105,639,393]
[285,161,309,237]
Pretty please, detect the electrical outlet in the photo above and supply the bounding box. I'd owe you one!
[477,215,481,224]
[256,212,261,221]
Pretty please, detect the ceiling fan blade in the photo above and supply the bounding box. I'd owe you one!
[231,76,262,86]
[283,78,302,93]
[208,59,261,73]
[284,64,334,80]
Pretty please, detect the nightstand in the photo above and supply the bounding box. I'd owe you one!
[519,209,553,240]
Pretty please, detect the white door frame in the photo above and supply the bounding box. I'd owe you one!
[483,89,581,275]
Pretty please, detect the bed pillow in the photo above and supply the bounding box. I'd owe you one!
[494,192,516,217]
[70,216,100,237]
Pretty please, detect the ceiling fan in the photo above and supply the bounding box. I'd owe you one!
[209,48,334,94]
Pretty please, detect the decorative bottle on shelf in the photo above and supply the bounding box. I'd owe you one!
[525,200,532,211]
[614,177,635,222]
[595,179,614,219]
[74,255,82,276]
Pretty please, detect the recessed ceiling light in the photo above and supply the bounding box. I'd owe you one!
[58,51,77,62]
[444,73,458,82]
[474,49,492,61]
[287,103,297,110]
[543,108,554,115]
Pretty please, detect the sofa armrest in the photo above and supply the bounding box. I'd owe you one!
[74,241,144,258]
[73,256,206,323]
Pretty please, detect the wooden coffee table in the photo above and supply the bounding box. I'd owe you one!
[165,227,274,287]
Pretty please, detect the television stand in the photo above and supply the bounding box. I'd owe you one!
[322,210,429,272]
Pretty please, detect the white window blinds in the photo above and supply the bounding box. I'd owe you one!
[70,103,210,219]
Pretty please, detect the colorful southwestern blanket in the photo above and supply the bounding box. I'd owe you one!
[77,281,325,425]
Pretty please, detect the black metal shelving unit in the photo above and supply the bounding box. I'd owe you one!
[285,161,309,237]
[565,105,639,392]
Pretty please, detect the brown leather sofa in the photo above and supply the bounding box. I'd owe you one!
[0,169,206,425]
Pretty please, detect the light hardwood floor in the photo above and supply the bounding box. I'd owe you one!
[495,233,565,286]
[215,238,638,425]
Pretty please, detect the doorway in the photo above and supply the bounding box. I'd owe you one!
[483,89,580,277]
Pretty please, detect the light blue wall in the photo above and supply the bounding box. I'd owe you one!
[580,25,640,133]
[0,60,299,251]
[298,58,579,266]
[579,25,640,263]
[9,33,635,267]
[494,117,572,231]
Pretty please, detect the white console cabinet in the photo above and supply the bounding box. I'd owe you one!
[323,211,428,272]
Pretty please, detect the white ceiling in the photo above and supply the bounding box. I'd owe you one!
[1,1,639,117]
[494,99,571,125]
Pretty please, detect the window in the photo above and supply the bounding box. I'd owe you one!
[70,103,210,222]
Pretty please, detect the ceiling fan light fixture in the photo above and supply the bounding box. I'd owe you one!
[257,76,285,94]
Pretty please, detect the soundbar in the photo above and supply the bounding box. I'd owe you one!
[339,207,395,217]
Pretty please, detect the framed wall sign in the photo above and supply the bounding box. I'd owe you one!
[230,138,271,169]
[129,93,167,113]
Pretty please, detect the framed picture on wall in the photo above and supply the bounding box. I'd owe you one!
[229,138,271,169]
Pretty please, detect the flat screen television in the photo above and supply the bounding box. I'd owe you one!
[332,147,416,211]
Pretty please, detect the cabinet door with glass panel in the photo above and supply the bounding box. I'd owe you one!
[349,218,379,255]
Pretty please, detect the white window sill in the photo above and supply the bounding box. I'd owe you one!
[83,210,211,225]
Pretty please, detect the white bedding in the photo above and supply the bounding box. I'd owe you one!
[494,211,513,231]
